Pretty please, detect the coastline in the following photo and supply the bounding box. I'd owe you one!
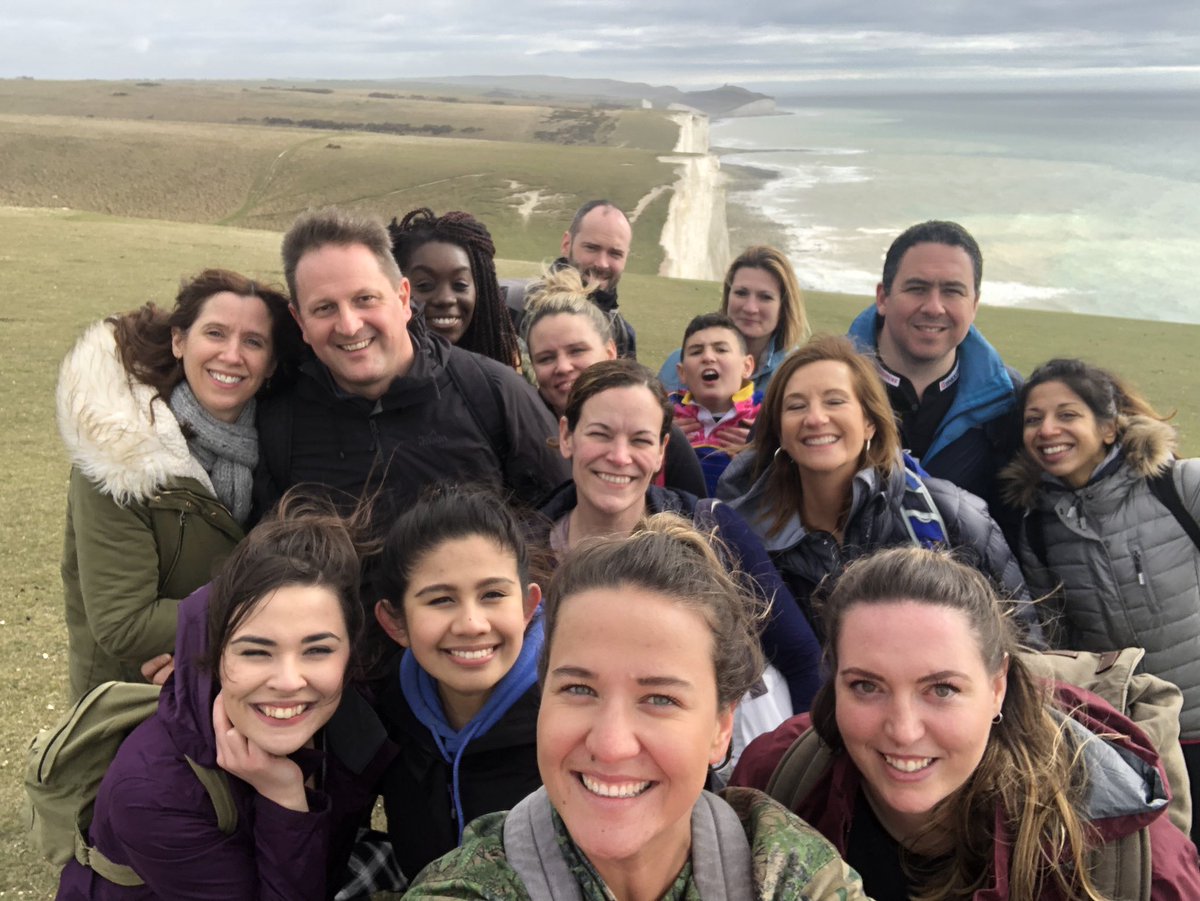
[654,111,730,281]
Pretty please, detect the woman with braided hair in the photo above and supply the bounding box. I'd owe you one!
[389,208,522,369]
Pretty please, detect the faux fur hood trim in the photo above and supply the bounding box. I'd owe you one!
[57,320,213,505]
[1000,413,1177,509]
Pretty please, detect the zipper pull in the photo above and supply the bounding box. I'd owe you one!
[1133,550,1146,586]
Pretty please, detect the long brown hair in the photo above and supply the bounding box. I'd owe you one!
[810,547,1105,900]
[750,335,901,537]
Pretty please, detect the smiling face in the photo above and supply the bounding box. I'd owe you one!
[835,600,1006,843]
[406,241,476,345]
[528,313,617,416]
[559,385,667,521]
[724,266,782,348]
[219,584,350,757]
[778,359,876,483]
[562,207,631,293]
[875,242,979,376]
[1023,380,1117,489]
[539,586,733,890]
[171,291,276,423]
[677,325,754,416]
[375,535,539,730]
[291,242,414,400]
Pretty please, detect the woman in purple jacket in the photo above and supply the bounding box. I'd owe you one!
[57,494,394,900]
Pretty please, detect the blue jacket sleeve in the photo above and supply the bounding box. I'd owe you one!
[711,502,822,712]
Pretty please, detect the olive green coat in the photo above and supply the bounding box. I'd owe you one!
[58,321,243,700]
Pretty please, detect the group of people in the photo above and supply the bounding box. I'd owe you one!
[50,197,1200,899]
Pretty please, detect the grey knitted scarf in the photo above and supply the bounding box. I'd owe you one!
[168,381,258,524]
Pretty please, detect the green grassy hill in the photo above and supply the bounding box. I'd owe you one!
[3,81,1198,898]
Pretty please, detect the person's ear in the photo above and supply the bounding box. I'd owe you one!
[523,583,542,624]
[374,600,410,648]
[171,327,185,360]
[740,353,755,380]
[604,340,618,361]
[558,415,574,461]
[709,704,736,767]
[874,282,888,315]
[560,230,573,260]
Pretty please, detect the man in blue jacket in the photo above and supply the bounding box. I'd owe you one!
[848,221,1021,542]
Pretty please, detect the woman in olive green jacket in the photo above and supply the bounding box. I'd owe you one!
[57,270,298,700]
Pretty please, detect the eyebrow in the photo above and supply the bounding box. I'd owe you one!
[550,666,694,690]
[840,666,970,683]
[231,632,342,646]
[414,577,517,597]
[900,277,969,290]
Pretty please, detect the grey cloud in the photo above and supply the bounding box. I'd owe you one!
[1,0,1198,87]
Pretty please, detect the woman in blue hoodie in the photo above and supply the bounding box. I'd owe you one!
[373,484,544,883]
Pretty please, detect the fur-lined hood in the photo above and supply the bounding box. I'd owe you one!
[1000,413,1177,509]
[57,320,213,505]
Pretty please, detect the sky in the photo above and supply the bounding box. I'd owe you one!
[3,1,1199,93]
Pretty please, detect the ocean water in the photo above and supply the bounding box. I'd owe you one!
[711,90,1200,324]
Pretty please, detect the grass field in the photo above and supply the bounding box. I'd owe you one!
[3,80,1199,896]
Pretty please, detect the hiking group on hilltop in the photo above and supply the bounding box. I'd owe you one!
[38,202,1200,899]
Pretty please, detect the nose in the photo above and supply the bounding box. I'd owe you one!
[335,304,363,337]
[883,695,925,747]
[921,289,947,316]
[553,352,573,375]
[267,655,307,693]
[605,437,633,466]
[802,403,829,427]
[451,602,488,636]
[216,338,243,365]
[585,700,640,762]
[1034,415,1060,439]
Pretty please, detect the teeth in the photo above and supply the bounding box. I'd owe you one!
[259,704,308,720]
[341,338,371,352]
[430,317,461,327]
[803,436,838,446]
[915,325,946,332]
[596,473,634,485]
[580,774,651,798]
[447,647,495,660]
[1040,444,1071,455]
[883,754,933,773]
[209,371,244,384]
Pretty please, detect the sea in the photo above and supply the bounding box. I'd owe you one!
[710,89,1200,324]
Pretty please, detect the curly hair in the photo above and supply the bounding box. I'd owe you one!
[388,208,521,368]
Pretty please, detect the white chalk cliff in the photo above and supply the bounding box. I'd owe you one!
[657,112,730,282]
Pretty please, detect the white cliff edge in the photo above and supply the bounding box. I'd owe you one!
[657,112,731,282]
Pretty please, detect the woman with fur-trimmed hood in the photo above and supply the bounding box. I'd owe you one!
[1002,357,1200,844]
[57,271,299,701]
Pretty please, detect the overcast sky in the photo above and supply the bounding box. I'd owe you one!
[3,1,1199,92]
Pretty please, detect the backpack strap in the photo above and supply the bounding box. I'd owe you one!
[764,728,833,813]
[1088,828,1153,901]
[444,350,508,463]
[71,758,238,887]
[899,453,949,548]
[1147,464,1200,553]
[185,757,238,835]
[503,786,583,900]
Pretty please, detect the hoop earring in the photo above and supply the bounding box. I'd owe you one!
[865,436,872,455]
[992,711,1004,725]
[773,446,790,464]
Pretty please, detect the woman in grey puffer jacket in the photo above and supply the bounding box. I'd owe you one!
[1002,357,1200,842]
